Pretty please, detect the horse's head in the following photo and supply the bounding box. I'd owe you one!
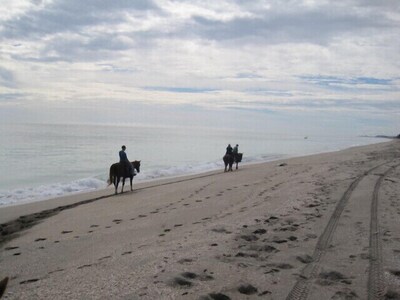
[132,160,141,173]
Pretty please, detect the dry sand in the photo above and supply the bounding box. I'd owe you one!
[1,140,400,300]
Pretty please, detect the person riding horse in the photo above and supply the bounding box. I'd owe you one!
[119,145,135,176]
[233,144,239,158]
[226,144,233,155]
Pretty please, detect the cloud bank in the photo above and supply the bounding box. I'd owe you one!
[0,0,399,133]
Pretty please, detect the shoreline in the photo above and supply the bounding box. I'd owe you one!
[1,140,400,299]
[0,137,388,208]
[0,140,390,222]
[0,138,388,211]
[0,141,393,245]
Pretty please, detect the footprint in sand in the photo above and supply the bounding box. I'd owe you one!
[389,270,400,278]
[77,264,92,270]
[238,284,258,295]
[170,277,192,287]
[211,227,232,234]
[177,258,194,264]
[48,268,64,274]
[199,293,231,300]
[99,256,112,260]
[267,263,293,270]
[317,271,352,286]
[61,230,73,234]
[331,289,358,299]
[5,246,19,251]
[20,278,40,285]
[296,254,313,264]
[253,229,267,235]
[240,235,259,242]
[385,290,400,299]
[34,238,47,242]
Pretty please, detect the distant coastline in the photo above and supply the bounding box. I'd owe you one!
[375,134,400,139]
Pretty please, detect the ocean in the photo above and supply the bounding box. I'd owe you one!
[0,122,386,207]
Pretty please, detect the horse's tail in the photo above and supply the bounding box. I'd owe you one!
[107,165,114,186]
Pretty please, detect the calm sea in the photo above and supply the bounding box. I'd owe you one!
[0,123,386,206]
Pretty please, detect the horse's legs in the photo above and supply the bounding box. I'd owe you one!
[236,162,238,170]
[121,178,125,193]
[115,177,120,194]
[130,176,133,191]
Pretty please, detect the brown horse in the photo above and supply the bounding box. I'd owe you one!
[234,153,243,170]
[108,160,141,194]
[223,154,234,172]
[223,153,243,172]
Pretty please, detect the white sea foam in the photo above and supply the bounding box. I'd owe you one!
[0,178,107,207]
[0,154,282,207]
[0,123,389,207]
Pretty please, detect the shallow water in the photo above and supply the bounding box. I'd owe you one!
[0,122,386,206]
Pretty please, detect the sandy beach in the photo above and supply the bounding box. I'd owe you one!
[1,140,400,299]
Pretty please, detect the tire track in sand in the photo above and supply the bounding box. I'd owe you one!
[368,163,400,300]
[286,162,388,300]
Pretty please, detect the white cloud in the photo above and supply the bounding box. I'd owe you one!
[0,0,399,131]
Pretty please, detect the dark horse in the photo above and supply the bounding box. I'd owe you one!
[234,153,243,170]
[223,153,243,172]
[108,161,141,194]
[223,154,234,172]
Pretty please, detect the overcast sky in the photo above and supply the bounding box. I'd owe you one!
[0,0,399,134]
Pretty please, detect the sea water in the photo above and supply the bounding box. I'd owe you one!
[0,122,386,206]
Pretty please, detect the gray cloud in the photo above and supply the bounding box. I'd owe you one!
[0,0,398,121]
[0,67,16,88]
[1,0,158,39]
[0,92,25,103]
[2,0,398,64]
[186,8,393,45]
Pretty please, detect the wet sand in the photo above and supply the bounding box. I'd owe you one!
[1,140,400,299]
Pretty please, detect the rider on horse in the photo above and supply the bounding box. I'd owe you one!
[226,144,233,155]
[233,144,239,160]
[119,145,135,176]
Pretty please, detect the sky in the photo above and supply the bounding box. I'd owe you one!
[0,0,399,135]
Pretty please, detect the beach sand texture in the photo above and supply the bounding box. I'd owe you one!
[1,141,400,299]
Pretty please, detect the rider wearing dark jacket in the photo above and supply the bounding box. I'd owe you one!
[226,144,233,155]
[119,145,135,176]
[233,144,239,155]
